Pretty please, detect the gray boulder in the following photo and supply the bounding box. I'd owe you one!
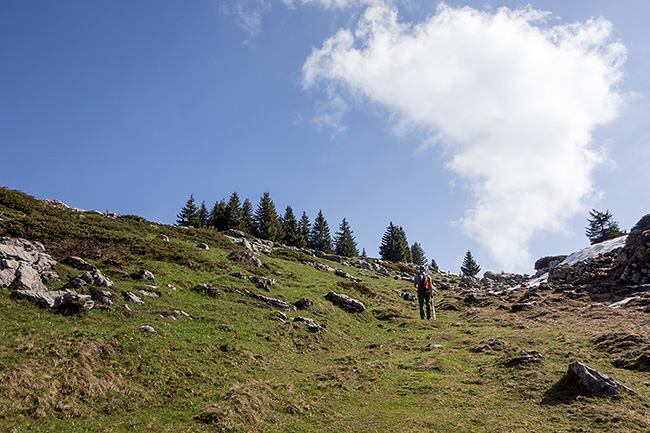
[565,361,635,395]
[249,275,276,291]
[324,290,365,313]
[132,269,155,281]
[90,288,114,305]
[63,256,96,271]
[293,316,324,333]
[295,297,313,310]
[12,288,93,313]
[393,289,416,302]
[250,292,295,311]
[65,269,114,289]
[11,261,48,292]
[123,291,145,304]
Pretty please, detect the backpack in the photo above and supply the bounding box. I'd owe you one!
[418,273,431,292]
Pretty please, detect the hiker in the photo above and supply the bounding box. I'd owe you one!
[414,271,435,320]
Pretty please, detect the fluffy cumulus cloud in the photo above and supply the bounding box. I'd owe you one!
[303,2,626,270]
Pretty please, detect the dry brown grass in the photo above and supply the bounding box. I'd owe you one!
[0,336,133,419]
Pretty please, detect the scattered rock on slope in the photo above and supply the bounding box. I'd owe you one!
[63,256,96,271]
[324,291,365,313]
[561,361,635,395]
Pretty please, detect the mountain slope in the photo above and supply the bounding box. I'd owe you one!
[0,187,648,432]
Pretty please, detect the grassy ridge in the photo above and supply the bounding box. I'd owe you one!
[0,187,649,432]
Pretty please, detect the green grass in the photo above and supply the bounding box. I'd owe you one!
[1,186,649,432]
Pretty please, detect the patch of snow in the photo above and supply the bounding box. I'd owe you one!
[608,292,646,309]
[526,272,549,288]
[561,236,628,267]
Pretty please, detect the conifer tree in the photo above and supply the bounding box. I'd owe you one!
[281,206,303,247]
[253,192,281,241]
[361,248,367,258]
[309,210,333,253]
[410,242,427,266]
[299,212,311,248]
[400,227,412,263]
[176,194,201,228]
[379,222,410,263]
[240,198,254,234]
[430,258,439,272]
[198,201,209,228]
[334,218,359,257]
[585,209,626,245]
[460,250,481,277]
[224,192,242,231]
[208,199,227,231]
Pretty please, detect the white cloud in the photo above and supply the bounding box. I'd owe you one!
[283,0,372,10]
[302,2,626,270]
[312,85,349,136]
[223,0,268,40]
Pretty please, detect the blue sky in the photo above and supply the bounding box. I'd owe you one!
[2,0,649,274]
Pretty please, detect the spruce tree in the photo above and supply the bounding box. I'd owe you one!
[208,199,227,231]
[253,192,281,241]
[198,201,209,228]
[309,210,333,253]
[176,194,201,228]
[224,192,242,231]
[379,222,410,263]
[410,242,426,266]
[460,250,481,277]
[399,227,412,263]
[240,198,254,234]
[585,209,626,245]
[430,258,439,272]
[281,206,303,247]
[299,212,311,248]
[334,218,359,257]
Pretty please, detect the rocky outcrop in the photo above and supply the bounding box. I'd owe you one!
[0,238,100,314]
[0,238,56,291]
[617,214,650,285]
[481,272,528,290]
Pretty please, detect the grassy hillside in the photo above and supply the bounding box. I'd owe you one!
[0,187,648,432]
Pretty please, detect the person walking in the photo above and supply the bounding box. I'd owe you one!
[414,271,435,320]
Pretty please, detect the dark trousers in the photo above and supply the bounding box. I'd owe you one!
[418,289,431,320]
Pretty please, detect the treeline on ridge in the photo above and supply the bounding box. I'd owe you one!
[176,192,435,267]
